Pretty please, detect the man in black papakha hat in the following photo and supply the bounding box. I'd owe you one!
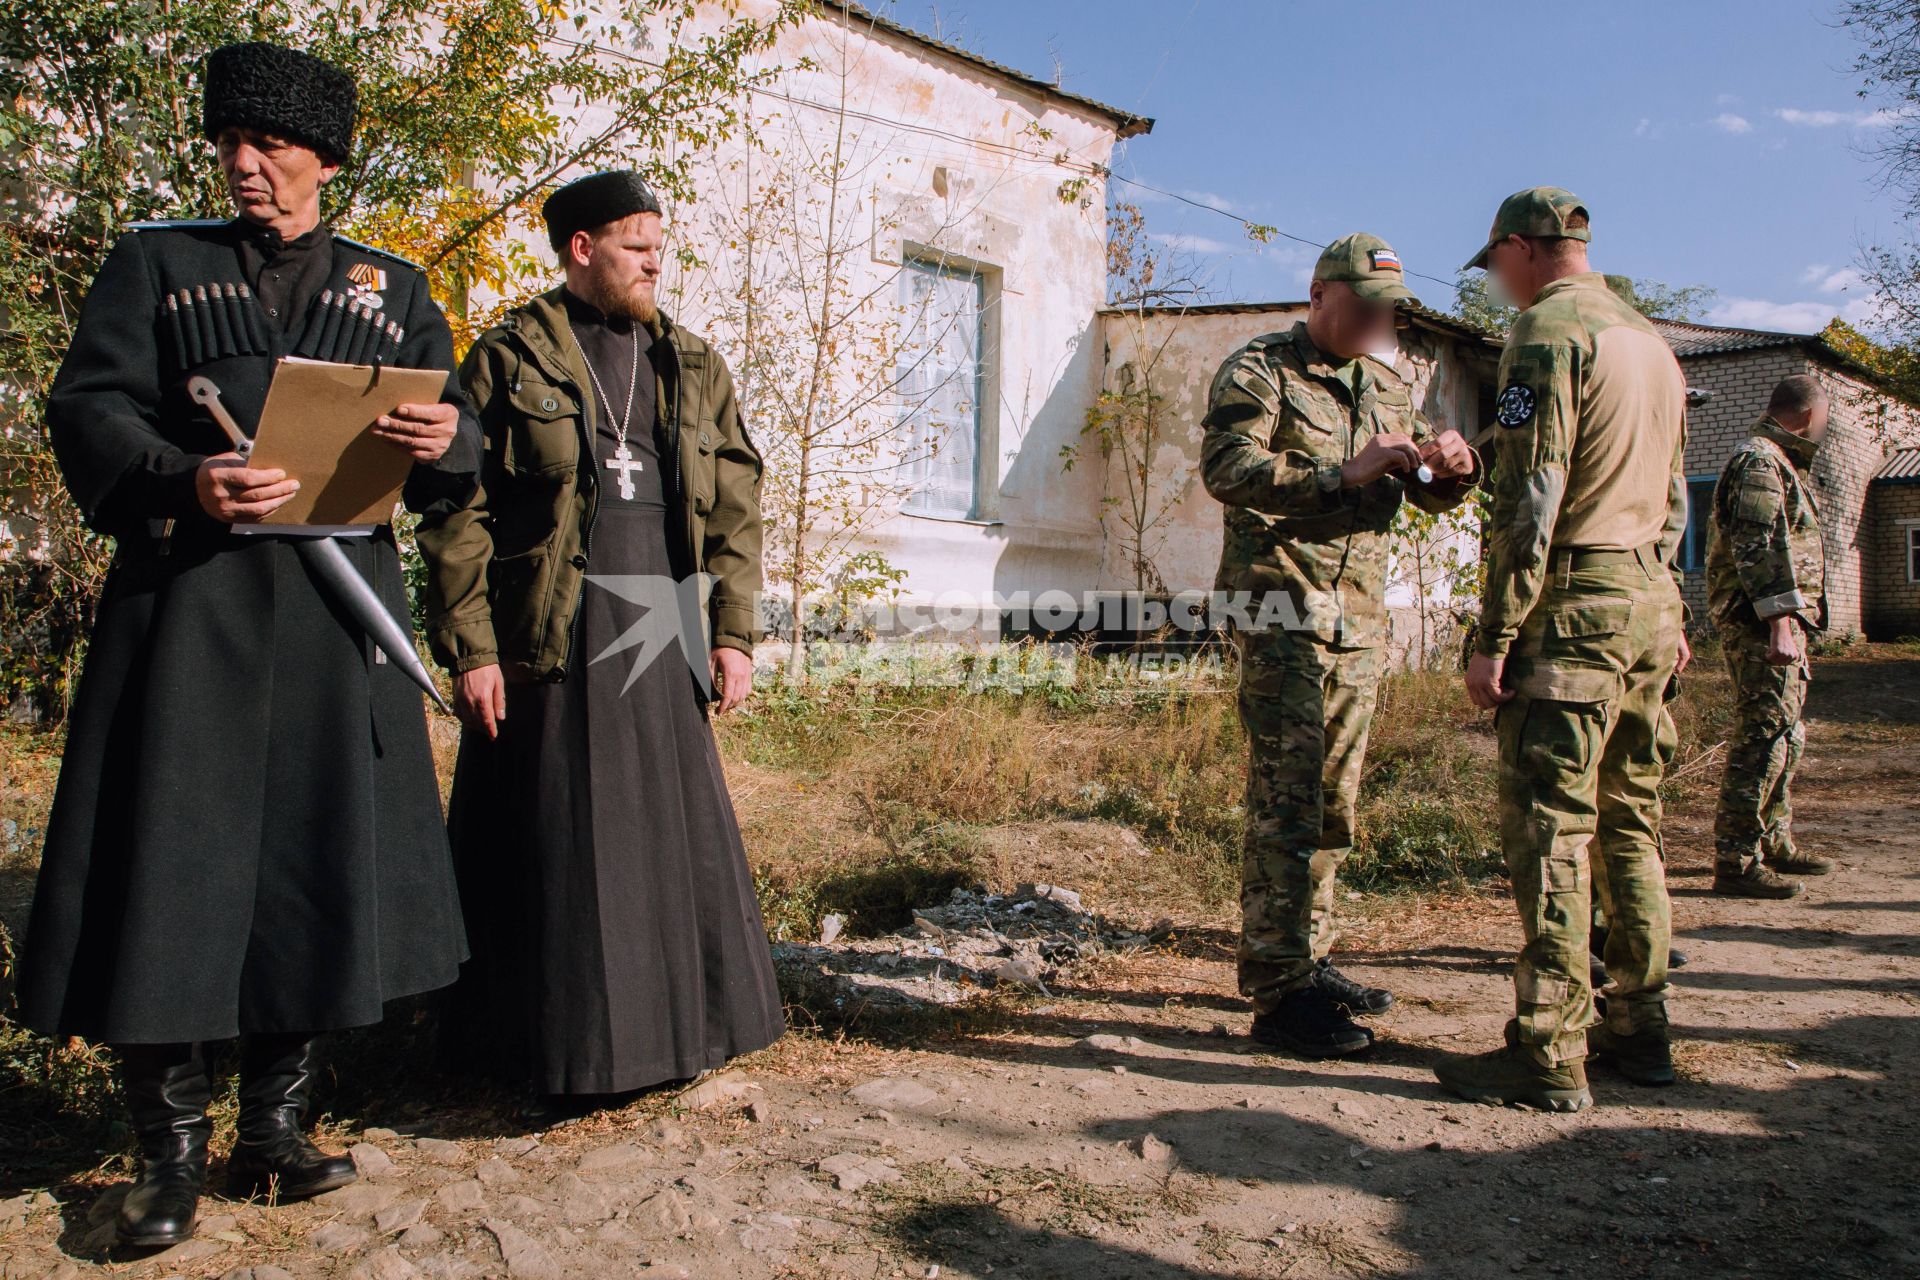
[16,41,479,1247]
[419,170,784,1113]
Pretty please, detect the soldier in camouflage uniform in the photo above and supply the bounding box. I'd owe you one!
[1708,374,1835,899]
[1435,189,1690,1109]
[1202,234,1479,1058]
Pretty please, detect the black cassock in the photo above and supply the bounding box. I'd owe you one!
[18,219,478,1045]
[444,290,784,1096]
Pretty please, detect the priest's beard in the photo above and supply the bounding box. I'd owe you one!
[582,265,659,325]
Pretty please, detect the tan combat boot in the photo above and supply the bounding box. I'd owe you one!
[1712,863,1804,899]
[1769,849,1835,876]
[1433,1028,1591,1113]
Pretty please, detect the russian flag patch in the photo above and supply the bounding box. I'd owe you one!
[1370,249,1402,273]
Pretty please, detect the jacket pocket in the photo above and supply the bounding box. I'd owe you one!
[502,381,581,480]
[1280,380,1340,437]
[486,546,552,661]
[686,426,718,516]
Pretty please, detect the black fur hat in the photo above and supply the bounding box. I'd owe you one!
[542,171,663,253]
[202,42,357,165]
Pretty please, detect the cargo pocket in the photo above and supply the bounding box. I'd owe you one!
[1539,597,1632,672]
[503,383,581,480]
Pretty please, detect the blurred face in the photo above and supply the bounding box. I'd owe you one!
[1794,399,1831,446]
[1307,280,1400,361]
[217,127,337,231]
[570,212,664,322]
[1484,235,1538,310]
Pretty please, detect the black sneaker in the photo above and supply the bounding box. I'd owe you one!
[1252,986,1374,1059]
[1314,960,1394,1015]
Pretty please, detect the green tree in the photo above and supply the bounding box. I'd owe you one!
[0,0,798,720]
[1451,270,1713,335]
[1838,2,1920,382]
[1065,199,1210,596]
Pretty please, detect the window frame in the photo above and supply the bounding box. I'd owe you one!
[895,255,989,522]
[1678,472,1719,575]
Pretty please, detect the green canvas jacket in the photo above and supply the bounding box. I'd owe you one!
[418,288,764,680]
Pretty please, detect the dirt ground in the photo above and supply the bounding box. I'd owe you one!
[2,655,1917,1280]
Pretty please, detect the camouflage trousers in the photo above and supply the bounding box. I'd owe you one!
[1497,550,1679,1065]
[1233,630,1382,1012]
[1713,621,1809,873]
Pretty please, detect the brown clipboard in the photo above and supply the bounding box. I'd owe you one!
[245,357,450,528]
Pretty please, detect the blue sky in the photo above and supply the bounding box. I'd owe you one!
[877,0,1908,333]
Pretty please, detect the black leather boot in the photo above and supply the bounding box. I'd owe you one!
[224,1034,357,1201]
[114,1042,211,1248]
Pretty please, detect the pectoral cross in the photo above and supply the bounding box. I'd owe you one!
[605,440,643,501]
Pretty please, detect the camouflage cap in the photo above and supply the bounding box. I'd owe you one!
[1463,187,1591,271]
[1314,233,1416,305]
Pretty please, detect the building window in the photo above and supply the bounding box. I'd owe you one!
[897,258,984,518]
[1678,474,1718,574]
[1909,525,1920,584]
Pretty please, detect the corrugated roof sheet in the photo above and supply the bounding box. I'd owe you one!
[1650,318,1812,357]
[1876,446,1920,483]
[814,2,1153,137]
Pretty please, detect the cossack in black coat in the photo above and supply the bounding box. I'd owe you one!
[18,217,480,1045]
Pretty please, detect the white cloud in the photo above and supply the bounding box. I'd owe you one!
[1633,117,1665,139]
[1800,264,1867,295]
[1151,232,1235,255]
[1774,106,1911,128]
[1712,112,1753,134]
[1715,92,1742,107]
[1706,291,1881,333]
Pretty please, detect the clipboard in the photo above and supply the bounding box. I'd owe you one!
[235,356,449,531]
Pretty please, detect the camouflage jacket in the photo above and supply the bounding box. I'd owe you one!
[1477,273,1688,658]
[1706,417,1826,631]
[1200,322,1478,648]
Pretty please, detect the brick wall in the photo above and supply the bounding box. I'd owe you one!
[1867,481,1920,639]
[1677,350,1885,637]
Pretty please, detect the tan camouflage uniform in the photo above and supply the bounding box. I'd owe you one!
[1478,271,1689,1066]
[1203,279,1478,1014]
[1706,417,1826,873]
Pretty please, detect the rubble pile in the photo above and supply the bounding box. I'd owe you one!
[771,883,1168,1013]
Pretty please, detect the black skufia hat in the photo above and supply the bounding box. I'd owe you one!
[202,42,357,165]
[542,171,663,253]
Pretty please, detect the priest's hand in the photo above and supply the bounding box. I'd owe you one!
[455,663,508,738]
[197,453,299,522]
[374,402,460,462]
[710,647,753,714]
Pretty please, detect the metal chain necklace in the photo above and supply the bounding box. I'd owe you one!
[576,322,644,500]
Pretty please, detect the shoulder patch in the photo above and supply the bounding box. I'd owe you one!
[1495,383,1536,428]
[332,233,423,273]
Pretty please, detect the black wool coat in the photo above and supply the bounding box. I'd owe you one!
[17,218,480,1045]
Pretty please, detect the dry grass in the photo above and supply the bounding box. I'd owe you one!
[1,642,1877,1193]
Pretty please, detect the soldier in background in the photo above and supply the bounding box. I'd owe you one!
[1707,374,1836,899]
[1201,234,1478,1059]
[1437,188,1690,1108]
